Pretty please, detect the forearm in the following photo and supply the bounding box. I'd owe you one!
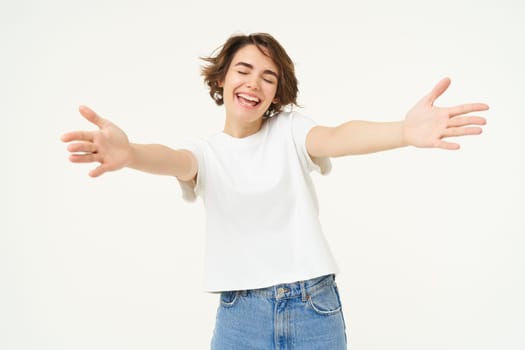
[127,143,196,180]
[330,120,408,157]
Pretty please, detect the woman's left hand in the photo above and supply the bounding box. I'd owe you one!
[403,77,489,150]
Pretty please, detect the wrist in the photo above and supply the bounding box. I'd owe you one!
[126,143,139,169]
[399,121,410,148]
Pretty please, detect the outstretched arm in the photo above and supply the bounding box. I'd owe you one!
[306,78,489,158]
[61,105,197,180]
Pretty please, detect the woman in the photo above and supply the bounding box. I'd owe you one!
[61,33,488,349]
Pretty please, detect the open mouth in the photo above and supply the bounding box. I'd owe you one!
[236,93,261,108]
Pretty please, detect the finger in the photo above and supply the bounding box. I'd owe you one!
[89,164,108,178]
[68,153,101,163]
[61,130,95,142]
[448,103,490,117]
[447,116,487,127]
[427,77,451,105]
[435,139,460,150]
[79,105,107,128]
[442,126,483,138]
[67,142,98,154]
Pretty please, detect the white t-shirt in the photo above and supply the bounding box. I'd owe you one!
[177,111,339,292]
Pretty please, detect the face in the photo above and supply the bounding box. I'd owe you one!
[219,44,279,125]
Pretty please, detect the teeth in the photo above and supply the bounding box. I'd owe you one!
[237,93,260,103]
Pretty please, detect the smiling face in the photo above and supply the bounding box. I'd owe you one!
[219,44,279,135]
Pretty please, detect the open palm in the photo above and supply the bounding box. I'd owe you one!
[403,78,488,150]
[61,106,131,177]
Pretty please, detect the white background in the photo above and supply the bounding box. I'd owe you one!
[2,0,524,349]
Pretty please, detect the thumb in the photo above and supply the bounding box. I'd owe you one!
[89,164,109,178]
[79,105,107,128]
[426,77,451,105]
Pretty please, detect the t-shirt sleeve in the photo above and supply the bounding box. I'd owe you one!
[291,112,332,175]
[174,137,205,202]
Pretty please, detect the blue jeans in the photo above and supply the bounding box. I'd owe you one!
[211,274,347,349]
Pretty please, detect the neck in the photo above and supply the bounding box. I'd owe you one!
[223,115,264,139]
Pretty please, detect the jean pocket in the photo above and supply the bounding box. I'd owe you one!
[307,283,342,316]
[220,291,240,308]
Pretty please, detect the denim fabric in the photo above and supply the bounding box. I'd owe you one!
[211,274,347,349]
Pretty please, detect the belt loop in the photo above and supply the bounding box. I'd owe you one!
[300,281,308,302]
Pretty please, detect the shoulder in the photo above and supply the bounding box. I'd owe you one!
[269,110,316,131]
[273,110,306,121]
[281,110,319,139]
[177,136,207,155]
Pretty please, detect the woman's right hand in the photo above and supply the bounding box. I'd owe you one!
[61,105,132,177]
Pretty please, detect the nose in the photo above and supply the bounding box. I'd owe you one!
[245,77,260,90]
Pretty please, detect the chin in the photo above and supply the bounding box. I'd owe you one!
[230,107,267,121]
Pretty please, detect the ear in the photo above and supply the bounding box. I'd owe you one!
[217,80,224,88]
[273,97,279,104]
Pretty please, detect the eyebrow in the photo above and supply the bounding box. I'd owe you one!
[234,62,279,79]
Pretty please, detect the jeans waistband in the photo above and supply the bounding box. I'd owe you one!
[237,274,335,301]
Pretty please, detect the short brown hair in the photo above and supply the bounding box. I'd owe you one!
[201,33,299,117]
